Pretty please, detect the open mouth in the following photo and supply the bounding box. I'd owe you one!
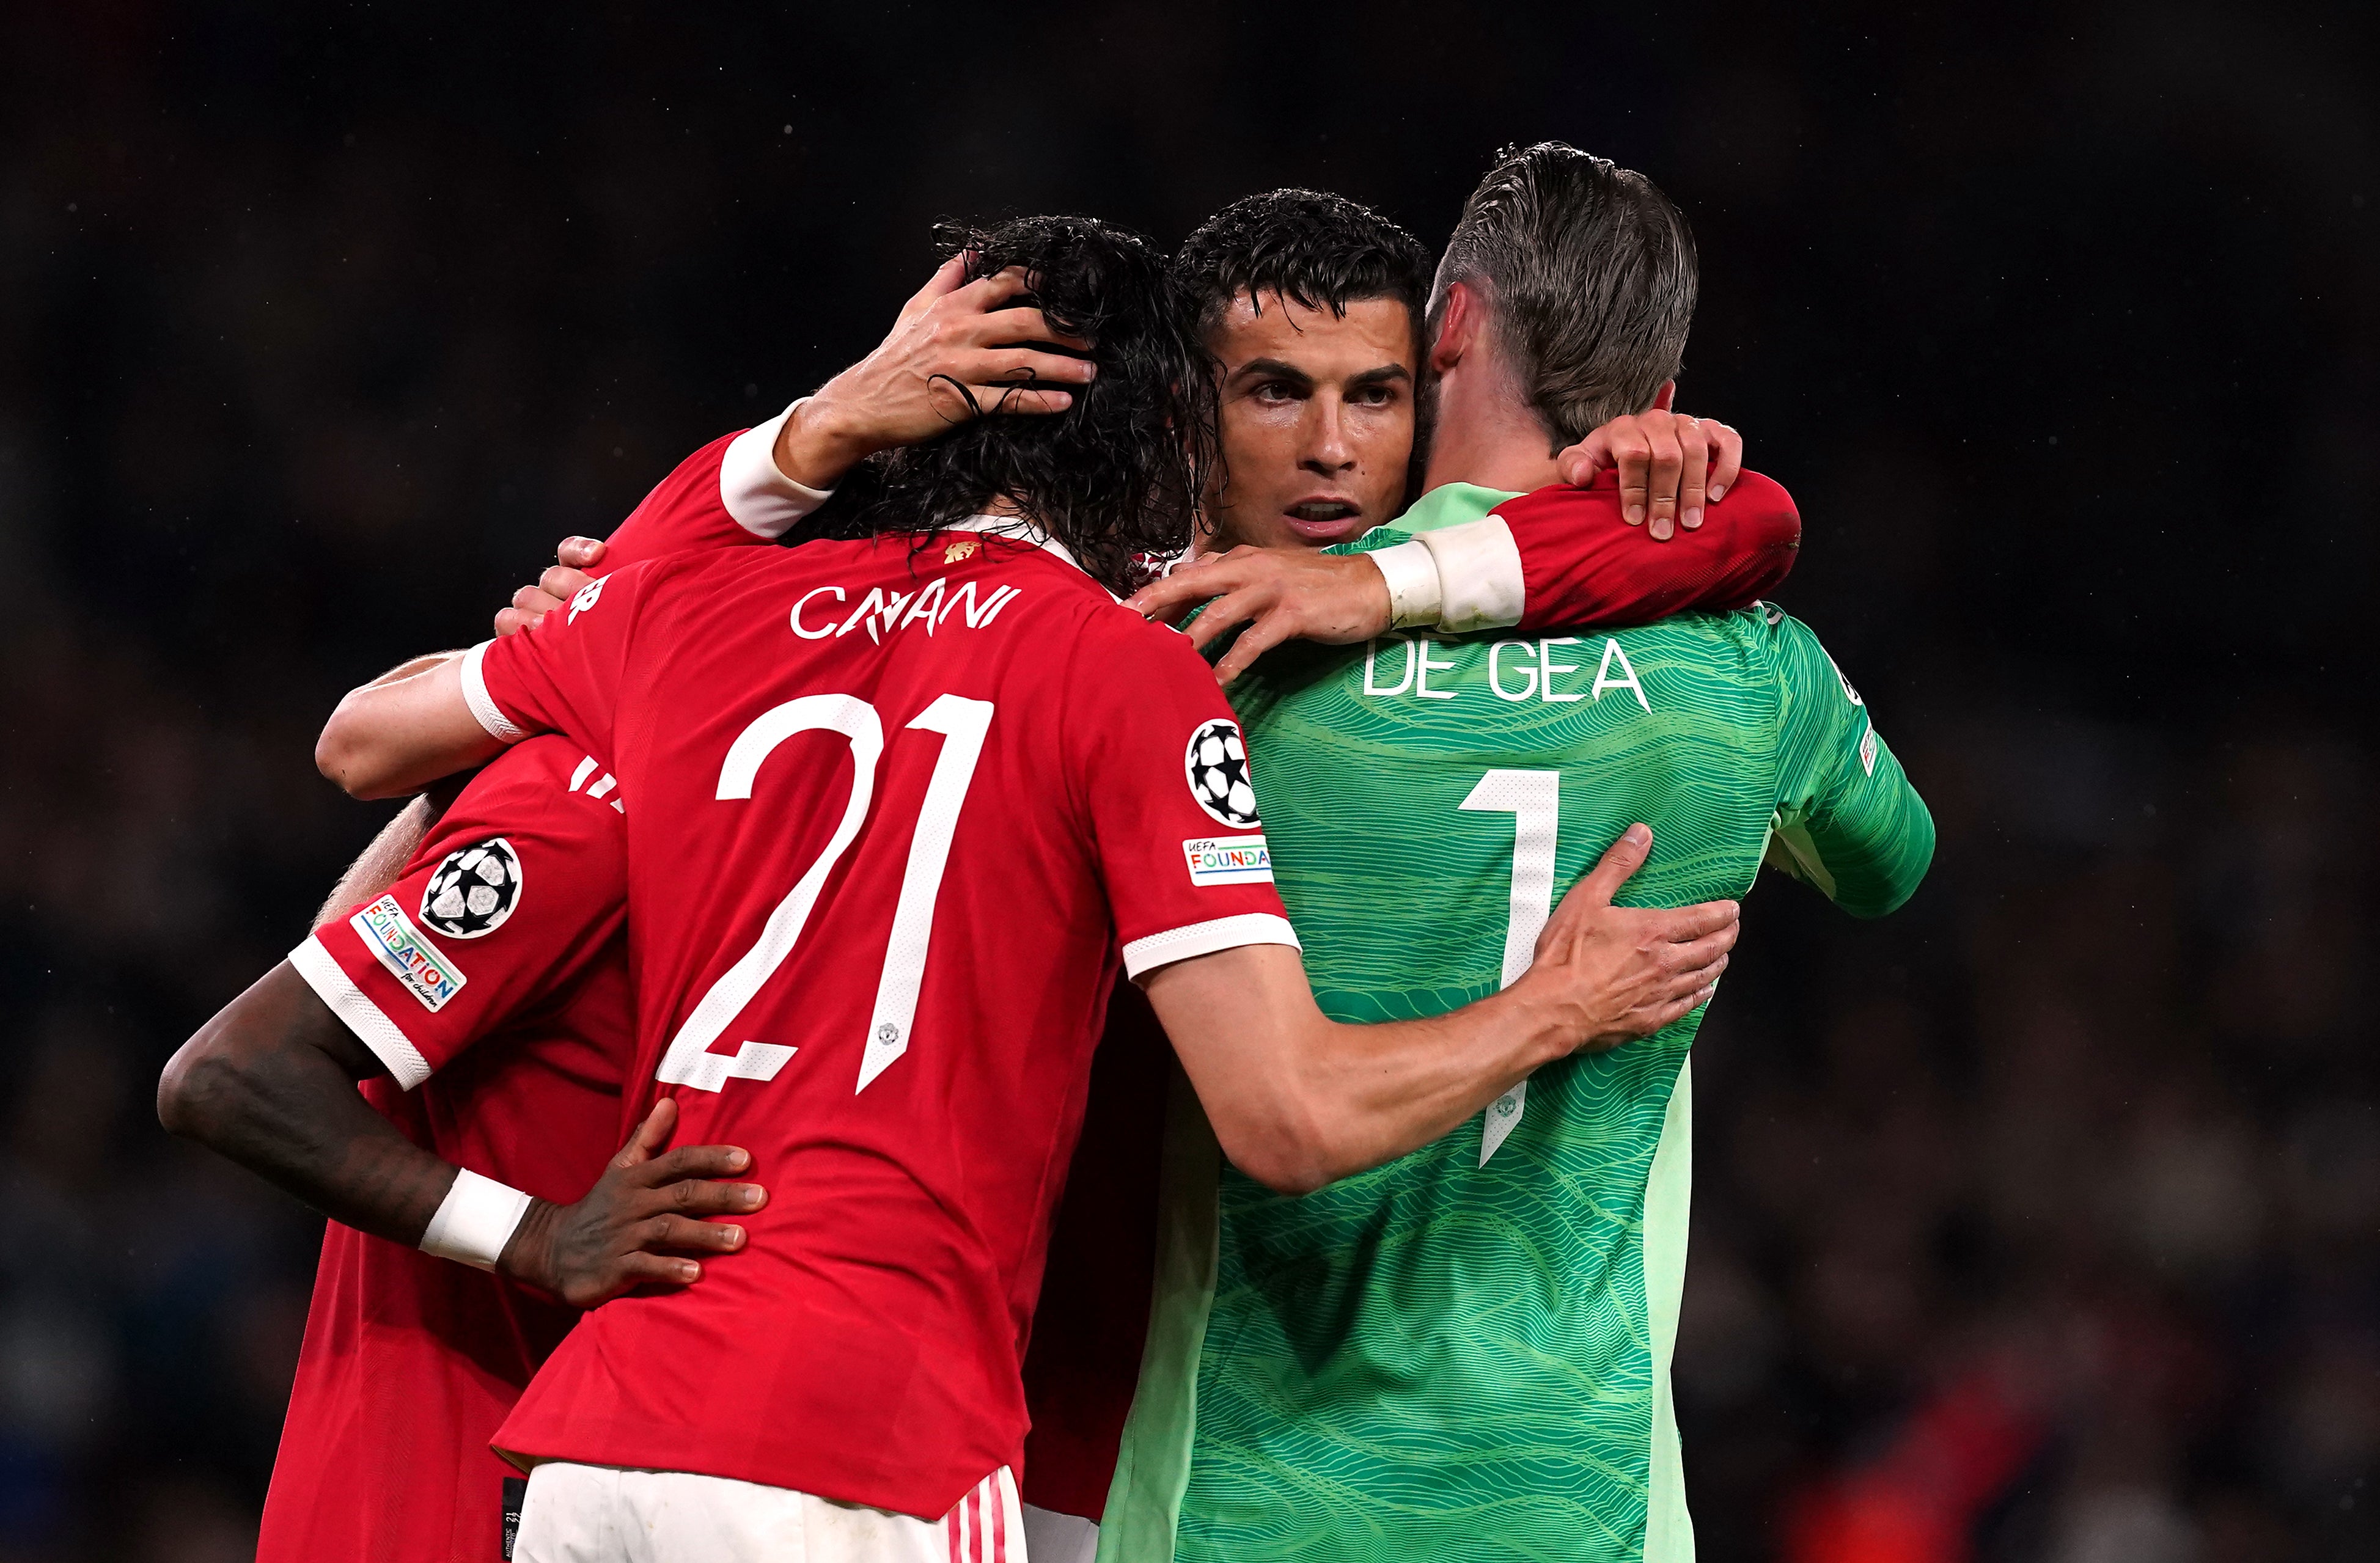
[1283,499,1364,540]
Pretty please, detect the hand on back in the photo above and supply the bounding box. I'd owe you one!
[1512,822,1738,1052]
[1124,548,1392,685]
[498,1096,766,1308]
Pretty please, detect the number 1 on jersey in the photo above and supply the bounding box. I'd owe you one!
[1460,769,1560,1165]
[857,695,993,1093]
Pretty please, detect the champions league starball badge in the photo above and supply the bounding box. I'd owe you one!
[1184,719,1260,829]
[419,837,523,939]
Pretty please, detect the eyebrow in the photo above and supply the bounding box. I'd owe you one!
[1227,358,1413,389]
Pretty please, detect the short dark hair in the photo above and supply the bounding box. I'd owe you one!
[1172,189,1433,363]
[801,215,1213,595]
[1433,143,1698,450]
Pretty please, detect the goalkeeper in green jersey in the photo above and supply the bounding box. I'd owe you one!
[1100,146,1934,1563]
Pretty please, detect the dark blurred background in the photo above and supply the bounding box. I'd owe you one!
[2,2,2373,1559]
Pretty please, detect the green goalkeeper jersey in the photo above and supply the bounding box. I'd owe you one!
[1096,483,1934,1563]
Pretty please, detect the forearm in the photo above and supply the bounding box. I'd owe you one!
[1777,772,1936,920]
[158,964,461,1246]
[1273,995,1567,1190]
[1150,948,1568,1194]
[317,653,508,799]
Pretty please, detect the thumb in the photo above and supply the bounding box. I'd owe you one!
[1557,429,1611,488]
[1570,823,1653,909]
[557,536,607,570]
[614,1096,677,1170]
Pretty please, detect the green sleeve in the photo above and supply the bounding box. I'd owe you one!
[1765,613,1934,918]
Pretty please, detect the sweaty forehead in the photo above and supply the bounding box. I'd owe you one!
[1208,290,1417,379]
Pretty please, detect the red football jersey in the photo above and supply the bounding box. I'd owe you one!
[261,415,804,1563]
[467,522,1302,1520]
[266,736,633,1563]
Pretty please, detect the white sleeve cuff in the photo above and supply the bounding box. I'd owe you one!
[289,935,435,1089]
[1368,540,1444,631]
[719,398,837,540]
[1123,912,1302,981]
[419,1168,534,1272]
[1417,515,1527,633]
[460,642,526,744]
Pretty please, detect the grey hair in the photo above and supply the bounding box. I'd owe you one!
[1430,143,1699,452]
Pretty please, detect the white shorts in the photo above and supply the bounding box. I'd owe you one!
[513,1461,1026,1563]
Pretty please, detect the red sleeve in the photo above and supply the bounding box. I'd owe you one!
[291,735,629,1087]
[595,409,832,575]
[1504,467,1801,634]
[468,557,659,760]
[597,432,754,573]
[1064,614,1302,979]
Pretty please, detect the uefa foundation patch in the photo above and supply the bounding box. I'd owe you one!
[1183,834,1274,886]
[351,894,468,1011]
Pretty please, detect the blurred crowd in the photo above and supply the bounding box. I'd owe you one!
[1,3,2371,1559]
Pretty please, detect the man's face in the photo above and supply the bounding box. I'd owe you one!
[1203,291,1418,551]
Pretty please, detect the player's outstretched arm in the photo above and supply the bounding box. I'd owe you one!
[318,654,505,800]
[1123,411,1787,685]
[158,965,763,1305]
[1143,824,1736,1195]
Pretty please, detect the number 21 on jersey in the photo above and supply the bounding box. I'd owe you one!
[654,694,993,1095]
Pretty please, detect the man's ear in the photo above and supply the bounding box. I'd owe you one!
[1430,283,1479,376]
[1652,380,1677,412]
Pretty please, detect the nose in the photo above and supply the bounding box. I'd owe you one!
[1301,393,1355,476]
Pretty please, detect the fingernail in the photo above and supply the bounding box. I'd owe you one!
[727,1149,749,1170]
[1708,483,1727,500]
[1625,504,1644,524]
[679,1262,700,1281]
[739,1187,764,1207]
[1683,508,1702,529]
[1651,518,1673,540]
[1623,823,1651,846]
[722,1227,744,1246]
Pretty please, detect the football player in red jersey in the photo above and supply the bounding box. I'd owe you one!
[310,215,1741,1562]
[160,263,1107,1563]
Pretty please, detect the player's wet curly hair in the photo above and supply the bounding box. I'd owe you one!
[797,216,1214,595]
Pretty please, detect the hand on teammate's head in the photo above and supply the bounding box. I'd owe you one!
[773,257,1100,490]
[1554,407,1744,540]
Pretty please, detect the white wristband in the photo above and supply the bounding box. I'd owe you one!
[1416,515,1527,634]
[719,397,837,540]
[419,1168,534,1272]
[1367,540,1444,630]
